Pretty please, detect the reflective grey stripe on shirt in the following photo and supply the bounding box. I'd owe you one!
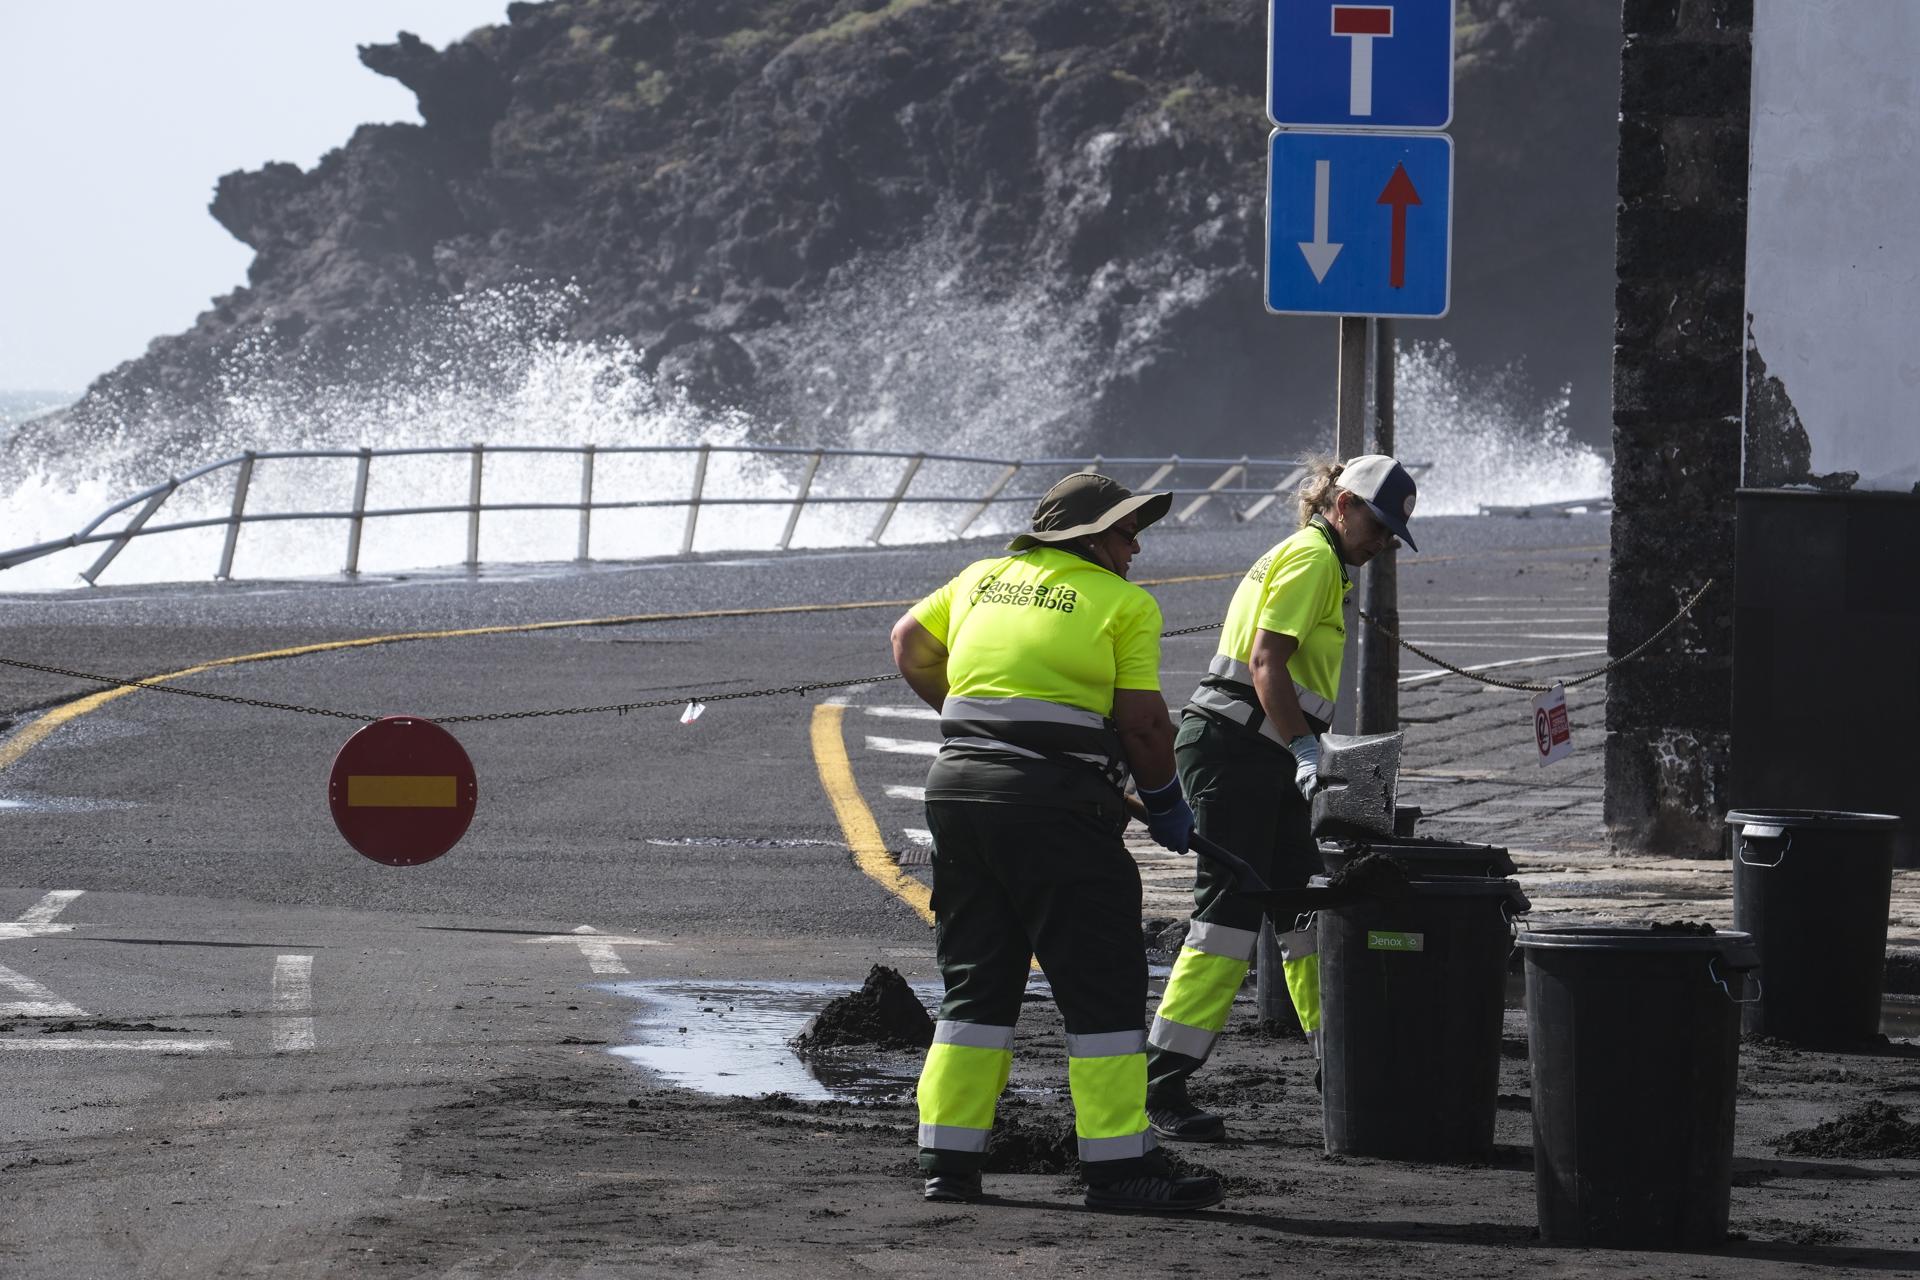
[1202,654,1338,725]
[1064,1029,1146,1059]
[1278,928,1317,963]
[942,695,1108,730]
[1079,1129,1154,1163]
[1188,684,1335,742]
[933,1020,1016,1051]
[1187,685,1285,746]
[919,1122,990,1152]
[942,737,1113,768]
[1183,920,1261,961]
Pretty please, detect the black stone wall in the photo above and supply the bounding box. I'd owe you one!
[1605,0,1752,855]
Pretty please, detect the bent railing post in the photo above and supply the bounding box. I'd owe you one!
[778,451,823,551]
[1176,456,1248,523]
[216,453,256,581]
[576,444,597,563]
[682,444,710,555]
[953,462,1021,537]
[1237,466,1308,524]
[869,453,925,545]
[466,444,485,568]
[82,479,178,586]
[344,448,373,576]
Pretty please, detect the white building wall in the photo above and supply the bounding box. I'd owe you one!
[1748,0,1920,491]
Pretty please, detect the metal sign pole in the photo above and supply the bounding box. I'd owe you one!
[1336,316,1369,462]
[1358,318,1400,734]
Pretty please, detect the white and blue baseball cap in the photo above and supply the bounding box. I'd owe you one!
[1336,454,1419,550]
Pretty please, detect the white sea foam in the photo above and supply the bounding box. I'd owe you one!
[1393,341,1613,516]
[0,284,1610,590]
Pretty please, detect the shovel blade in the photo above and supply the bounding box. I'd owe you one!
[1311,730,1404,840]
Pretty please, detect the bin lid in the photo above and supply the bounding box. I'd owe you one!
[1516,925,1753,954]
[1724,808,1900,831]
[1309,872,1529,910]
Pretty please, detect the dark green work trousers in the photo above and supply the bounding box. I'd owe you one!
[921,797,1153,1180]
[1146,710,1320,1096]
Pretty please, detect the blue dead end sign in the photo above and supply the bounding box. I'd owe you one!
[1269,0,1455,129]
[1265,129,1453,318]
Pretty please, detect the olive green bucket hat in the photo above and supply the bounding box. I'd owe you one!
[1006,473,1173,552]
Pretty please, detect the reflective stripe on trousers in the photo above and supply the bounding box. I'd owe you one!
[917,1020,1014,1154]
[919,1022,1154,1164]
[1148,920,1260,1061]
[1064,1029,1154,1163]
[1279,927,1322,1057]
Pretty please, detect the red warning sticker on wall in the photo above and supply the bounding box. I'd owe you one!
[1531,683,1573,766]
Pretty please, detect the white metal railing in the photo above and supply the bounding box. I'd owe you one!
[0,444,1428,585]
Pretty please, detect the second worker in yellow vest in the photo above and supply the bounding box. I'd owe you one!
[1144,455,1420,1143]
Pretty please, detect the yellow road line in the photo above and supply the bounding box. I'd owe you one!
[809,704,934,927]
[0,598,919,774]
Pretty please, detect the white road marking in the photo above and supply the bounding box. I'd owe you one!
[0,962,86,1018]
[523,925,668,976]
[17,890,83,925]
[0,889,84,941]
[903,828,934,848]
[271,955,315,1052]
[885,784,926,801]
[1400,649,1608,686]
[866,736,939,757]
[0,1039,232,1053]
[864,706,939,721]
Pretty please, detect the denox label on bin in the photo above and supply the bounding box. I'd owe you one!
[1367,930,1425,952]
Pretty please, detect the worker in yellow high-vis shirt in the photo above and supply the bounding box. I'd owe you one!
[1145,455,1420,1142]
[889,472,1223,1213]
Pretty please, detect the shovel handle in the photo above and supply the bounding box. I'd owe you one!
[1123,791,1275,895]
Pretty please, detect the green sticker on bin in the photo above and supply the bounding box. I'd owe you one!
[1367,930,1425,952]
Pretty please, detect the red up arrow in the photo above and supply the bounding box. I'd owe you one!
[1377,163,1422,289]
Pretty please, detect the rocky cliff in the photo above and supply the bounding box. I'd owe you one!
[41,0,1621,463]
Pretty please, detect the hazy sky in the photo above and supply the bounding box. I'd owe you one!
[0,1,509,392]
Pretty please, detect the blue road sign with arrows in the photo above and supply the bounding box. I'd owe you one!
[1269,0,1455,129]
[1265,130,1452,318]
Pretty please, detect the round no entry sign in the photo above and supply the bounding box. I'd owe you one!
[328,716,478,866]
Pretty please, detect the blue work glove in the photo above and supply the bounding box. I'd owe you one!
[1138,776,1195,854]
[1287,734,1322,803]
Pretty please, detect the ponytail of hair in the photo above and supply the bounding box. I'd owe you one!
[1298,460,1344,526]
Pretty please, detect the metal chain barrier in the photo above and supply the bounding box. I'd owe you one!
[1356,578,1716,693]
[0,580,1714,725]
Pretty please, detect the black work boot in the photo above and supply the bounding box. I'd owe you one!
[922,1171,983,1202]
[1085,1170,1225,1213]
[1146,1081,1226,1143]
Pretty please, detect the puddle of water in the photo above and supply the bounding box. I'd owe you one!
[607,978,945,1102]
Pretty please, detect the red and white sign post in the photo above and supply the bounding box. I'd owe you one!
[328,716,478,865]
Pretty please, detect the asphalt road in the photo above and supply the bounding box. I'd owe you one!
[0,512,1612,1274]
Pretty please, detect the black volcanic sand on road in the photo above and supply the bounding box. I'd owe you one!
[314,993,1920,1277]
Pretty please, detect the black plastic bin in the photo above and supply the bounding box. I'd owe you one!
[1317,874,1528,1161]
[1518,927,1758,1249]
[1726,808,1901,1047]
[1320,837,1517,879]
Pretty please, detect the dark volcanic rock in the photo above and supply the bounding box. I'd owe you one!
[792,964,933,1052]
[1774,1102,1920,1160]
[41,0,1623,463]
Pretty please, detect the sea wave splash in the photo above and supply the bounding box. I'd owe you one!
[0,284,1609,590]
